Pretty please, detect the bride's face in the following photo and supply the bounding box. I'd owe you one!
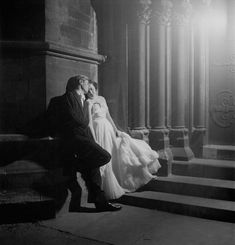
[87,84,97,99]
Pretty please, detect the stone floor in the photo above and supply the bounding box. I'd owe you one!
[1,193,235,245]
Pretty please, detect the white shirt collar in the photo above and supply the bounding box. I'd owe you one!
[77,91,85,100]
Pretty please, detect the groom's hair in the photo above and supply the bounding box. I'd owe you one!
[66,74,88,92]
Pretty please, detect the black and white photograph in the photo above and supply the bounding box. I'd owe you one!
[0,0,234,244]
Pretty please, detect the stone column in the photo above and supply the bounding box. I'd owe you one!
[149,0,173,175]
[92,0,129,130]
[169,0,194,160]
[146,18,151,129]
[128,0,152,141]
[166,19,172,129]
[191,1,211,157]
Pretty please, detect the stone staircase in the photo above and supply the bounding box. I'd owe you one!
[1,135,235,224]
[0,135,62,224]
[119,158,235,223]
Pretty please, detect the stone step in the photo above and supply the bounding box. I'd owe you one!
[172,158,235,180]
[141,176,235,201]
[0,136,59,167]
[0,188,55,224]
[0,160,49,189]
[119,191,235,223]
[203,144,235,161]
[0,160,66,190]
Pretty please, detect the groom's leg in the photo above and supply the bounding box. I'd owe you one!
[66,168,82,212]
[66,138,121,211]
[60,137,109,205]
[70,137,111,169]
[76,139,110,203]
[80,167,106,203]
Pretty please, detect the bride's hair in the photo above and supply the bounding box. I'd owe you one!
[89,79,98,91]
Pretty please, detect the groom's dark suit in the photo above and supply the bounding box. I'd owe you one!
[46,90,111,208]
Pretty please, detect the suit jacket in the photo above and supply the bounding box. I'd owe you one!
[46,91,110,174]
[46,91,92,141]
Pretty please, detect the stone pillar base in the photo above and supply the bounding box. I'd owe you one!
[149,129,173,176]
[149,129,170,149]
[190,128,206,158]
[157,148,173,176]
[128,128,149,142]
[170,128,194,161]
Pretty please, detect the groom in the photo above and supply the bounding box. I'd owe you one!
[46,74,121,212]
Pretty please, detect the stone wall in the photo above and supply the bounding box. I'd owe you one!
[46,0,97,51]
[0,0,102,133]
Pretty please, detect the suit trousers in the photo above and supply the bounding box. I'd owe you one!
[60,136,111,203]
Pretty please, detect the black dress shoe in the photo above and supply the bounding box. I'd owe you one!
[95,202,122,212]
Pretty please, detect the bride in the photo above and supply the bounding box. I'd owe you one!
[85,80,161,200]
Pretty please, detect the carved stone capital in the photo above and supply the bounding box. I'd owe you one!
[137,0,152,25]
[152,0,173,26]
[171,0,193,26]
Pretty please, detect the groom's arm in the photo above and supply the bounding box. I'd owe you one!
[64,92,88,129]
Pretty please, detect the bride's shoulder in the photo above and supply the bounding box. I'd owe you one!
[97,96,106,103]
[97,95,105,100]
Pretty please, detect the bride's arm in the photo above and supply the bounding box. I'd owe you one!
[86,100,97,141]
[102,97,122,136]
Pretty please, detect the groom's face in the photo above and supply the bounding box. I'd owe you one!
[81,79,89,94]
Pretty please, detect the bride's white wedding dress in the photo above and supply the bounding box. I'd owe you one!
[91,98,161,200]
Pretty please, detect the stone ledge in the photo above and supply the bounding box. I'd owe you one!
[172,158,235,180]
[0,135,61,167]
[0,41,106,64]
[0,134,29,142]
[203,144,235,161]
